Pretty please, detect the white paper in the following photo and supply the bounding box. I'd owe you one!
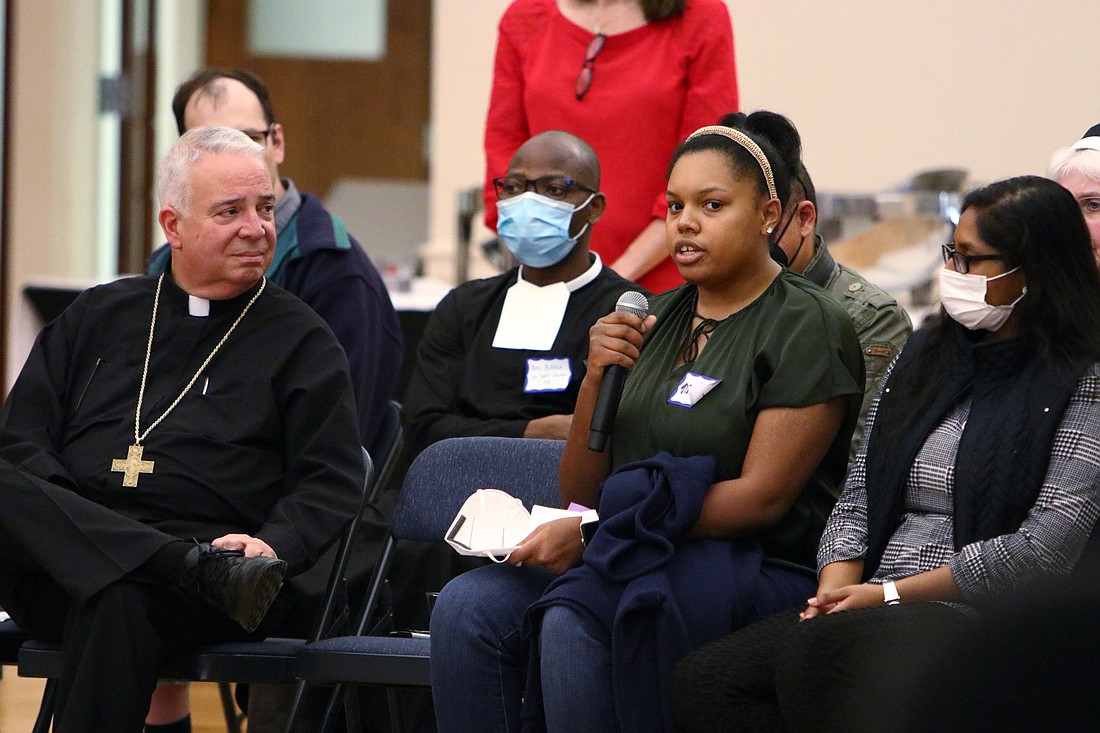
[446,492,597,561]
[527,504,585,532]
[492,279,570,351]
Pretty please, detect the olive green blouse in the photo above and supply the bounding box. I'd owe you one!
[612,271,864,567]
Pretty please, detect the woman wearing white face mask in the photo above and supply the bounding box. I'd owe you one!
[938,209,1027,333]
[672,175,1100,733]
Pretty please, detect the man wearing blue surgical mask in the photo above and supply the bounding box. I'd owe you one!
[496,173,597,269]
[494,134,603,273]
[403,131,645,456]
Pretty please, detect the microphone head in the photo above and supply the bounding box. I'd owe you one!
[614,291,649,319]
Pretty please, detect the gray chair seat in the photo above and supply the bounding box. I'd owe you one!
[297,635,431,687]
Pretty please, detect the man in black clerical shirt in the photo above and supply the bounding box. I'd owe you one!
[0,126,363,733]
[403,130,643,457]
[148,68,400,732]
[395,132,643,730]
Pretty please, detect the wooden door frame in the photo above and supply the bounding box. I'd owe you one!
[117,0,157,275]
[0,0,14,401]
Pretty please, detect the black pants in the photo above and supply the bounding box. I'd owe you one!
[0,458,289,732]
[671,603,968,733]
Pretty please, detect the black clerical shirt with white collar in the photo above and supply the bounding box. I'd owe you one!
[0,273,363,575]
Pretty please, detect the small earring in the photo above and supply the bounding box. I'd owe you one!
[766,227,774,234]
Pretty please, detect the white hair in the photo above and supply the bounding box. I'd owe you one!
[157,126,264,214]
[1048,145,1100,186]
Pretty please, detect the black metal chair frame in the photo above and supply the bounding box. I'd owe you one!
[18,443,383,733]
[0,616,28,673]
[287,436,566,733]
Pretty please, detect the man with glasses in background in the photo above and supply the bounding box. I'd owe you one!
[403,130,642,456]
[149,68,402,451]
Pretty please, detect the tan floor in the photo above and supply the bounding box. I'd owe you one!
[0,669,241,732]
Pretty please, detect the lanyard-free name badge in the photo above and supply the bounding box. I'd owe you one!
[525,357,572,393]
[668,371,721,408]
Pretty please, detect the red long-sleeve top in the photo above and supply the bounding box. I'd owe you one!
[483,0,739,293]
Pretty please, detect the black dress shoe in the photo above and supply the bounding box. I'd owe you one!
[182,542,287,632]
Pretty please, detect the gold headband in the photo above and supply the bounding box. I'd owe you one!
[686,125,777,201]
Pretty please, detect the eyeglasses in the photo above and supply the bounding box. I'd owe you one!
[493,175,596,201]
[941,242,1004,274]
[574,33,606,101]
[239,125,275,147]
[1077,196,1100,216]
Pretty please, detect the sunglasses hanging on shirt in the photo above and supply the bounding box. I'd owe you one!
[575,33,606,101]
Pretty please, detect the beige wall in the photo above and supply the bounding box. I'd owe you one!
[427,0,511,278]
[732,1,1100,191]
[5,0,102,386]
[427,0,1100,278]
[4,0,203,390]
[155,2,206,201]
[7,1,1100,383]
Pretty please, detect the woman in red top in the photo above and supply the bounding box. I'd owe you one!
[484,0,739,293]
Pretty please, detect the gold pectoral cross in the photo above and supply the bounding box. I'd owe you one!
[111,444,155,487]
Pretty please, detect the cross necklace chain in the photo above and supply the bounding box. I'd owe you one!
[110,274,267,487]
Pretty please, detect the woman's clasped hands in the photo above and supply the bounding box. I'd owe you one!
[800,583,889,620]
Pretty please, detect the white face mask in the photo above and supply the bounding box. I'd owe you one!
[939,266,1026,332]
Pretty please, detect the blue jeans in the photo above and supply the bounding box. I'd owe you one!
[430,562,554,733]
[537,562,816,732]
[539,604,616,733]
[430,561,815,733]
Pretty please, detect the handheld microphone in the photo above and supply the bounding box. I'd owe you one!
[588,291,649,452]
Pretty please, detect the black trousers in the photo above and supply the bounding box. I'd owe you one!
[671,603,968,733]
[0,458,289,733]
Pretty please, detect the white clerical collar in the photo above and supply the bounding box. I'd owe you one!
[516,252,603,293]
[188,294,210,317]
[492,254,602,351]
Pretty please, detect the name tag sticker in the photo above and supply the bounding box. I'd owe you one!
[525,358,572,393]
[668,371,721,407]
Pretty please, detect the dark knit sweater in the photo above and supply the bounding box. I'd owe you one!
[862,330,1090,581]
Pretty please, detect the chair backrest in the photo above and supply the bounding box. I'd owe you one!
[351,437,564,636]
[391,436,565,542]
[366,399,404,502]
[307,447,375,641]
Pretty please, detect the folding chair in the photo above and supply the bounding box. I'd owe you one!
[368,400,404,504]
[289,436,566,733]
[18,446,379,733]
[0,616,28,678]
[196,401,403,729]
